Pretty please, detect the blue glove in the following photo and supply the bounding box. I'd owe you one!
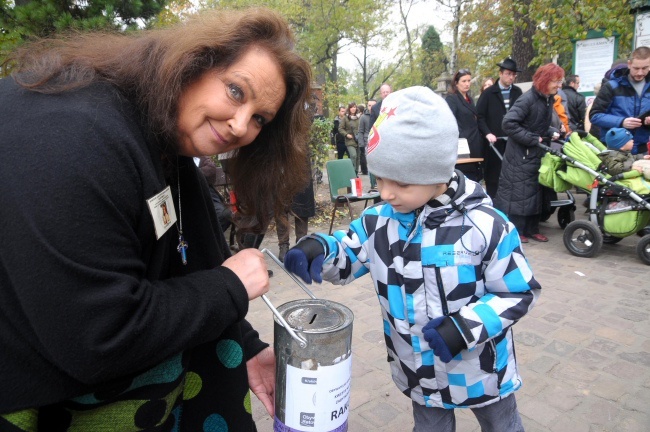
[283,238,325,284]
[422,317,454,363]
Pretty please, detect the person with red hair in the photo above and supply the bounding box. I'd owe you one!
[494,63,565,243]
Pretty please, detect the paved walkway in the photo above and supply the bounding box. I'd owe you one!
[246,175,650,431]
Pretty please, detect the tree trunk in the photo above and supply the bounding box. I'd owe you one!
[450,2,461,73]
[512,0,536,82]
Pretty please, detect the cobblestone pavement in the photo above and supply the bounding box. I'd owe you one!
[246,176,650,432]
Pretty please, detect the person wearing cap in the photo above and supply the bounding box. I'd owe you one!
[598,127,650,176]
[590,46,650,155]
[283,86,541,431]
[476,58,524,198]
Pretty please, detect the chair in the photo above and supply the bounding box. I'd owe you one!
[326,159,380,234]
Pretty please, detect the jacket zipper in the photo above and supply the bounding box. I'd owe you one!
[434,267,449,315]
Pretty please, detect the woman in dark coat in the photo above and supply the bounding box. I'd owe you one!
[495,63,566,243]
[446,69,484,181]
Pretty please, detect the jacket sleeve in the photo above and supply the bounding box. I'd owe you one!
[590,82,624,129]
[502,95,540,147]
[577,95,587,127]
[446,95,459,119]
[357,116,368,146]
[310,213,372,285]
[447,211,541,350]
[475,94,491,136]
[241,319,270,361]
[338,116,349,137]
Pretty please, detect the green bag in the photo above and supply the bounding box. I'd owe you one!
[539,153,572,192]
[557,165,596,190]
[604,207,650,238]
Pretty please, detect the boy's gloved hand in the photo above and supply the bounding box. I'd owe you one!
[283,238,325,284]
[422,317,454,363]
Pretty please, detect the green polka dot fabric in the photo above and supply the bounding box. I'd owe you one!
[0,332,258,431]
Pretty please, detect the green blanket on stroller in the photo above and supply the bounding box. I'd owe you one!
[539,132,650,195]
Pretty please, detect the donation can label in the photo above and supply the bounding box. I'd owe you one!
[277,356,352,431]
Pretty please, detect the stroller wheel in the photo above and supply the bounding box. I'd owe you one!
[557,207,575,229]
[563,220,603,258]
[636,235,650,265]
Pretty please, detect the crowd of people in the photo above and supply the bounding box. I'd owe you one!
[438,47,650,243]
[0,5,647,430]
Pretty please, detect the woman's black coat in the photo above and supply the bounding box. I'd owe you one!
[494,87,554,216]
[446,92,484,159]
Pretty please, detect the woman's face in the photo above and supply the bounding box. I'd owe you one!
[349,105,357,115]
[176,46,286,157]
[457,74,472,94]
[546,77,564,96]
[483,79,493,90]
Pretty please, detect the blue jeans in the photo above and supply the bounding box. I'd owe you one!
[412,394,524,432]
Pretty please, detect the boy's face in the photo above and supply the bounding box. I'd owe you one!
[621,139,634,151]
[376,177,448,213]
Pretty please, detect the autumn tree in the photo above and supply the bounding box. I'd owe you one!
[511,0,535,81]
[420,25,447,88]
[459,0,634,83]
[0,0,166,66]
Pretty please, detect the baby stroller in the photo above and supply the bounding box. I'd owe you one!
[538,131,650,265]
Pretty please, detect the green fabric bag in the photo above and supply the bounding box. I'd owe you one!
[604,208,650,237]
[539,153,572,192]
[557,165,597,190]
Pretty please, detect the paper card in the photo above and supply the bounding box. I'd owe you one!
[146,186,177,240]
[457,138,470,158]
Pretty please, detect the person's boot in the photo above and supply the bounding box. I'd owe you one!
[278,243,290,262]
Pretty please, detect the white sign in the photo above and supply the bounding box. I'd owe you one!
[281,356,352,431]
[457,138,470,159]
[636,11,650,49]
[575,37,616,93]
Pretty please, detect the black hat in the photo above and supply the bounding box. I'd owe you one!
[496,58,522,72]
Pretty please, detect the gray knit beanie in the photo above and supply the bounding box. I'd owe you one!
[366,86,459,184]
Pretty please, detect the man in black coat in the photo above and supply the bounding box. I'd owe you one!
[476,58,523,198]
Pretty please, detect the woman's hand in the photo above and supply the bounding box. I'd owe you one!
[486,133,497,143]
[222,249,269,300]
[247,346,275,416]
[346,134,352,139]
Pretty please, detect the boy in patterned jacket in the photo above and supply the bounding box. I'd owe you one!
[284,86,541,431]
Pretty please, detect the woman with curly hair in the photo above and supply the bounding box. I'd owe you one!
[0,7,312,431]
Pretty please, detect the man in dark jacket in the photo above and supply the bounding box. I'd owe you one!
[590,46,650,155]
[369,83,392,126]
[563,74,586,131]
[476,58,523,198]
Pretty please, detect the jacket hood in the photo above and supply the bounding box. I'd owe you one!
[606,64,628,81]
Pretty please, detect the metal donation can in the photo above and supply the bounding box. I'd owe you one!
[273,299,353,432]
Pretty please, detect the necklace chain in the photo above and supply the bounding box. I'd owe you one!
[176,163,188,265]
